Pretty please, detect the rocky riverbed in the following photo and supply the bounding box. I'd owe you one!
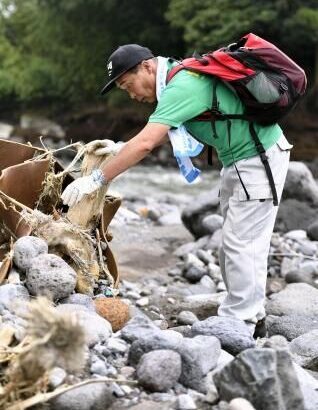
[1,163,318,410]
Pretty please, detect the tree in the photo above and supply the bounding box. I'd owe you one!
[0,0,185,105]
[166,0,317,88]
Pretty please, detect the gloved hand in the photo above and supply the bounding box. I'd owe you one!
[85,139,126,156]
[61,169,106,207]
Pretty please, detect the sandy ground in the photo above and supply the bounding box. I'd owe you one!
[110,222,193,283]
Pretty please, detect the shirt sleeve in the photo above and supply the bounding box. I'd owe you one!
[148,71,212,128]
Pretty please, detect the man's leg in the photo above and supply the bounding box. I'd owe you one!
[218,136,291,326]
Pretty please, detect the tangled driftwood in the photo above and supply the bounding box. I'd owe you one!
[0,297,135,410]
[0,139,121,294]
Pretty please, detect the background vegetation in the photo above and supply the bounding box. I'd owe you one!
[0,0,317,107]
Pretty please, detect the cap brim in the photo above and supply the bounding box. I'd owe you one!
[100,79,116,95]
[100,67,131,95]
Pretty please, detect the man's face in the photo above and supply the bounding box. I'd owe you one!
[116,60,156,103]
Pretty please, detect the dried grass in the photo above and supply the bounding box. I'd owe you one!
[0,297,87,409]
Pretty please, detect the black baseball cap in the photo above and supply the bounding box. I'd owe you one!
[100,44,154,95]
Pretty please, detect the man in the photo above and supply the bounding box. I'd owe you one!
[62,44,292,336]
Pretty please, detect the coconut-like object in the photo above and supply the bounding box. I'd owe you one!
[94,298,130,332]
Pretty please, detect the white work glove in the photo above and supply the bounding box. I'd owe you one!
[61,169,106,208]
[85,139,126,156]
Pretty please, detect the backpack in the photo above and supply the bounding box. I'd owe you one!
[166,33,307,205]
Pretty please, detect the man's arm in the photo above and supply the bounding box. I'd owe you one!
[101,122,170,181]
[61,122,170,207]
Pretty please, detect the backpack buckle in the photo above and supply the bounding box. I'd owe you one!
[210,108,226,121]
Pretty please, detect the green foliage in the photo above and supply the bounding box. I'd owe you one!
[0,0,185,105]
[0,0,317,107]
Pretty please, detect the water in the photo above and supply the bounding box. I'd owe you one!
[108,165,220,206]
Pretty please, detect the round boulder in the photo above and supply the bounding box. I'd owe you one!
[26,254,76,300]
[136,349,182,392]
[13,236,48,272]
[307,219,318,241]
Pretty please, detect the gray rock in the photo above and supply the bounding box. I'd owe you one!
[168,325,193,337]
[180,293,226,320]
[56,304,112,346]
[296,240,318,256]
[60,293,96,311]
[284,229,307,240]
[196,249,216,265]
[128,329,183,366]
[122,400,175,410]
[177,311,199,326]
[48,367,67,389]
[93,343,111,357]
[285,271,315,286]
[202,214,223,235]
[229,398,256,410]
[120,314,159,343]
[174,241,203,258]
[26,254,76,300]
[107,337,128,354]
[214,348,305,410]
[136,350,182,392]
[158,209,182,225]
[307,219,318,241]
[13,236,48,272]
[280,256,300,278]
[177,394,197,409]
[181,186,220,238]
[290,329,318,370]
[166,282,215,297]
[211,349,235,376]
[283,162,318,205]
[267,314,318,341]
[205,229,223,251]
[183,253,205,269]
[285,261,318,286]
[177,335,221,392]
[275,199,317,233]
[147,207,162,221]
[191,316,255,355]
[7,269,21,284]
[204,372,220,404]
[91,358,108,376]
[0,284,30,311]
[111,382,125,398]
[183,265,207,283]
[136,297,149,307]
[266,283,318,316]
[199,275,217,291]
[20,113,65,138]
[293,363,318,410]
[49,381,114,410]
[263,335,289,350]
[207,263,222,283]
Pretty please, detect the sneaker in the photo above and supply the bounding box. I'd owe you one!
[253,317,267,339]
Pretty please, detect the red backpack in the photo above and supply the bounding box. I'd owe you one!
[167,33,307,205]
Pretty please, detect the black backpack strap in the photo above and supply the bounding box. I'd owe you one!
[207,146,213,165]
[210,81,220,140]
[249,123,278,206]
[227,119,250,201]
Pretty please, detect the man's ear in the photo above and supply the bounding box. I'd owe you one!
[142,60,154,75]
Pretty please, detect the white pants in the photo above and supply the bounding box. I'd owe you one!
[217,134,292,324]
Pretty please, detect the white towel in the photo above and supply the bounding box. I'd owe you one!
[156,56,203,182]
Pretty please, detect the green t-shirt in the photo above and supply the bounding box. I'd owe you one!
[148,64,282,167]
